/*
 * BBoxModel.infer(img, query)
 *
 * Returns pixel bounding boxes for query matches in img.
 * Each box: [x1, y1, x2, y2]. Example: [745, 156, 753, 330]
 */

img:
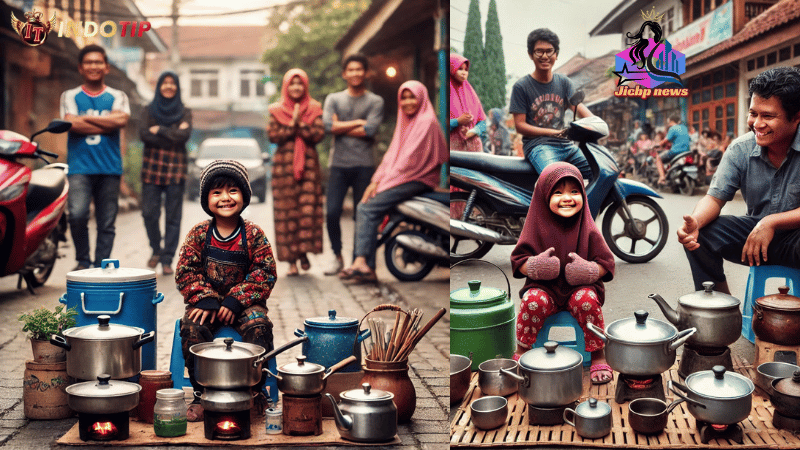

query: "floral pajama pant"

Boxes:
[516, 287, 606, 352]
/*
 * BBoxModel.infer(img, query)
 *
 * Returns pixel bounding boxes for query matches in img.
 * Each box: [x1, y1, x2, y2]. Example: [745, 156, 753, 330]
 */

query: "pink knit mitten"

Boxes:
[525, 248, 560, 280]
[564, 252, 600, 285]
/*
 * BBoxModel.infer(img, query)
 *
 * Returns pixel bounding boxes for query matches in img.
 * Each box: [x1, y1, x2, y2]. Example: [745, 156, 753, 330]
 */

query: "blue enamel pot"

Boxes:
[294, 310, 371, 373]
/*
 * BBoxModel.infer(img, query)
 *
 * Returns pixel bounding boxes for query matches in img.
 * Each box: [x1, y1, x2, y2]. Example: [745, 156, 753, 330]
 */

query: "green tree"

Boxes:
[462, 0, 488, 108]
[482, 0, 506, 110]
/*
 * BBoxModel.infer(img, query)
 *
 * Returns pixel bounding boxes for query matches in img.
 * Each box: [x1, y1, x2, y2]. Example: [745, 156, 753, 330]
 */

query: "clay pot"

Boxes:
[30, 338, 66, 364]
[23, 360, 73, 419]
[362, 358, 416, 423]
[753, 286, 800, 345]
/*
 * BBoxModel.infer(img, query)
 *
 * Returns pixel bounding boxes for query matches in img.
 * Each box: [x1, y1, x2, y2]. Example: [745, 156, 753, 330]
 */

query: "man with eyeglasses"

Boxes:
[509, 28, 594, 181]
[677, 67, 800, 293]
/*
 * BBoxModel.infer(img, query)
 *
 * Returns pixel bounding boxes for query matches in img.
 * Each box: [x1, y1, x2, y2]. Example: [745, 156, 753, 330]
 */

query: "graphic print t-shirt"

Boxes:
[60, 85, 130, 175]
[509, 74, 576, 149]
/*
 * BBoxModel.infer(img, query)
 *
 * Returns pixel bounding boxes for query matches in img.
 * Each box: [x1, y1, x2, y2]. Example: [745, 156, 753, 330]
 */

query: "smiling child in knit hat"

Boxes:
[175, 159, 277, 421]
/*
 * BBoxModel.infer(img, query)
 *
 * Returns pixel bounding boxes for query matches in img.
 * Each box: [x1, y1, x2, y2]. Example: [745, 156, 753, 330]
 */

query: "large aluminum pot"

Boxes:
[190, 336, 306, 389]
[649, 281, 741, 348]
[499, 342, 582, 407]
[753, 286, 800, 345]
[450, 353, 472, 405]
[326, 383, 397, 443]
[588, 310, 696, 376]
[50, 315, 154, 380]
[66, 374, 141, 414]
[264, 355, 357, 396]
[669, 365, 754, 425]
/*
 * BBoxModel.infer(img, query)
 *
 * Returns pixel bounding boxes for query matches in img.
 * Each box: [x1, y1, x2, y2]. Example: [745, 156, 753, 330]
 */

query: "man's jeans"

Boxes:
[524, 140, 593, 180]
[67, 174, 120, 268]
[354, 181, 430, 270]
[685, 215, 800, 290]
[326, 166, 374, 258]
[141, 182, 185, 266]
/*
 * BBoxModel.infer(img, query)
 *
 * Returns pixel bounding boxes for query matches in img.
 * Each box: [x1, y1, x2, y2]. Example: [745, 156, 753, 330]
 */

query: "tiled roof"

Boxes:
[154, 26, 272, 59]
[688, 0, 800, 64]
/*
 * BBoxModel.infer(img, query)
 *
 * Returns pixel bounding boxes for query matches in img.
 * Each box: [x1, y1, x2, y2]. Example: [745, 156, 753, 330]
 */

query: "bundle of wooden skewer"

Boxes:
[362, 305, 446, 362]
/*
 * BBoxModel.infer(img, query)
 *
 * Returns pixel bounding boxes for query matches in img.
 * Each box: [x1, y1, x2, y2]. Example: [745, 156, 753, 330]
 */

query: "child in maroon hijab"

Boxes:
[510, 162, 615, 384]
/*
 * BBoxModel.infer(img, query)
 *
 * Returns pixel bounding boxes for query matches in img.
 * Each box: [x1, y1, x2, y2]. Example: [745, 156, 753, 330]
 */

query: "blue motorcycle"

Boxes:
[450, 111, 669, 264]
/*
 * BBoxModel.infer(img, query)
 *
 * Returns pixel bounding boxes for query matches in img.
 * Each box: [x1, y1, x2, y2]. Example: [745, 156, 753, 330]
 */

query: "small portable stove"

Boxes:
[679, 345, 733, 379]
[200, 388, 253, 441]
[695, 420, 743, 444]
[282, 394, 323, 436]
[773, 412, 800, 432]
[78, 411, 129, 442]
[527, 402, 578, 426]
[615, 374, 665, 403]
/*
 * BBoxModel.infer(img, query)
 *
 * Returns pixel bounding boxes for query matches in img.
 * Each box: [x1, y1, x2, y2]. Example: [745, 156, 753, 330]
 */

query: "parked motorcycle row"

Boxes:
[618, 143, 722, 197]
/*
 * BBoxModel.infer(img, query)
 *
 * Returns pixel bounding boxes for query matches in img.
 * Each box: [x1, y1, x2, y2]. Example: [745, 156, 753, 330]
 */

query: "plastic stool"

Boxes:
[168, 319, 278, 403]
[741, 265, 800, 343]
[532, 311, 592, 367]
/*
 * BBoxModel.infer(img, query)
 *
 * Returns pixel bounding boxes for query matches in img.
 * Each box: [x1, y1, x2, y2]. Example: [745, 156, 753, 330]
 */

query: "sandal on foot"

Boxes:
[590, 363, 613, 385]
[287, 265, 299, 277]
[187, 402, 204, 422]
[299, 255, 310, 271]
[147, 254, 159, 269]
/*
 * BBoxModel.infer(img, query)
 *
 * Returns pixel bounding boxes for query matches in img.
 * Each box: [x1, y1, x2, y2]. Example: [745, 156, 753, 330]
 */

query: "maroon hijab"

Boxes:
[510, 162, 615, 306]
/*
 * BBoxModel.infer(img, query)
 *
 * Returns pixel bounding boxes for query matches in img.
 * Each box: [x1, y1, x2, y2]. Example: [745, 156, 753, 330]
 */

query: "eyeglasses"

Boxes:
[533, 48, 556, 57]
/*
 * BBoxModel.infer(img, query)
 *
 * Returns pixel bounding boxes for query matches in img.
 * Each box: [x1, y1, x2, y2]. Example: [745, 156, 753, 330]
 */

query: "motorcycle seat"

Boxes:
[667, 151, 692, 166]
[450, 151, 533, 174]
[419, 190, 448, 205]
[26, 166, 66, 217]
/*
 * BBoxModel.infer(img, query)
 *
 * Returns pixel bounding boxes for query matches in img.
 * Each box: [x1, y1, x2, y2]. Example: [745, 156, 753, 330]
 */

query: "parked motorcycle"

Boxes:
[643, 145, 699, 196]
[450, 93, 669, 264]
[0, 120, 71, 292]
[378, 191, 449, 281]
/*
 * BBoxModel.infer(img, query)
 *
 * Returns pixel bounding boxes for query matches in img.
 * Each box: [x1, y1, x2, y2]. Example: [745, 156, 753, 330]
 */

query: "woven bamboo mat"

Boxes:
[450, 355, 800, 448]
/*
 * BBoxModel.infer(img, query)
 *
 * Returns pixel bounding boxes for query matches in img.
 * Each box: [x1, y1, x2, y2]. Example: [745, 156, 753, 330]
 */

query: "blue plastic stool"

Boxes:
[532, 311, 592, 367]
[741, 265, 800, 343]
[168, 319, 278, 403]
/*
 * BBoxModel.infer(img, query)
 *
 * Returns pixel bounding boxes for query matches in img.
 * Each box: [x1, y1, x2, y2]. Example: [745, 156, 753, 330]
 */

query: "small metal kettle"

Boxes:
[325, 383, 397, 443]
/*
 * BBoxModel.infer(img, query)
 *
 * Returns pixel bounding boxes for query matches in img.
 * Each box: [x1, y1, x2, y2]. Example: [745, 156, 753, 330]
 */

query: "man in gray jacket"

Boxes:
[322, 53, 384, 275]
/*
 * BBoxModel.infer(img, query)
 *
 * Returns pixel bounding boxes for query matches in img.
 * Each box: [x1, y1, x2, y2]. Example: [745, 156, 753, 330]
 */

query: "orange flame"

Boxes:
[216, 420, 241, 434]
[91, 421, 117, 435]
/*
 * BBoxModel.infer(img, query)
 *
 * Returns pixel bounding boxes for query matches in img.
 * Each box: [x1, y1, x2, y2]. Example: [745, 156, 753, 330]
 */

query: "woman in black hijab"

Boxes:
[140, 71, 192, 275]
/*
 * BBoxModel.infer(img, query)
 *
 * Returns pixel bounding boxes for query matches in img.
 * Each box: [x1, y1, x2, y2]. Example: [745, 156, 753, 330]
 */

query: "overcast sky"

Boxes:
[134, 0, 281, 27]
[450, 0, 624, 81]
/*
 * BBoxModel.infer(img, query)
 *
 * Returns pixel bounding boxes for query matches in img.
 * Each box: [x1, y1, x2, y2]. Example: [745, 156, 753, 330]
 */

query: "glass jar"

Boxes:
[153, 388, 187, 437]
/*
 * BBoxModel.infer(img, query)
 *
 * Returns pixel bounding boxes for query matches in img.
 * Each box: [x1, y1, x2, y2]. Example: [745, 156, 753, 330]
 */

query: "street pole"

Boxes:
[170, 0, 180, 66]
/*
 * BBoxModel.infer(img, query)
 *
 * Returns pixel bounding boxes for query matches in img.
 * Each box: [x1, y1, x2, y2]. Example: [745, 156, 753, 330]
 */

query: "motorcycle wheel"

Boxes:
[384, 230, 436, 282]
[601, 195, 669, 264]
[449, 191, 494, 263]
[678, 176, 695, 196]
[24, 227, 60, 287]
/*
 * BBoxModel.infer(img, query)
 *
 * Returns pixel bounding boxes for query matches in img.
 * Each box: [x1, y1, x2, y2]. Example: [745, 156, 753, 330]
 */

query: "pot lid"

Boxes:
[450, 280, 507, 306]
[341, 383, 394, 402]
[62, 315, 143, 340]
[685, 366, 754, 399]
[774, 371, 800, 397]
[605, 311, 676, 343]
[304, 310, 358, 328]
[756, 286, 800, 311]
[190, 338, 265, 359]
[156, 388, 185, 400]
[574, 398, 611, 419]
[679, 282, 741, 309]
[200, 388, 254, 411]
[280, 355, 325, 375]
[519, 342, 583, 371]
[66, 259, 155, 283]
[66, 374, 141, 398]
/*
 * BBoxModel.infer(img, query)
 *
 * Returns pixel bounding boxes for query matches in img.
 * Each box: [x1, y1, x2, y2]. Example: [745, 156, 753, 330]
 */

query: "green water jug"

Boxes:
[450, 261, 515, 370]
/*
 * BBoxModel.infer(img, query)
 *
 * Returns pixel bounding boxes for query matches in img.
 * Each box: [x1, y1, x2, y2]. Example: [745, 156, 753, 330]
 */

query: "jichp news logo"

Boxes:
[11, 9, 151, 47]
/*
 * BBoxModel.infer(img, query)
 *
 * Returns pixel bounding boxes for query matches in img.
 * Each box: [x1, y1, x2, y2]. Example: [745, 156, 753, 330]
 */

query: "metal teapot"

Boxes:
[325, 383, 397, 443]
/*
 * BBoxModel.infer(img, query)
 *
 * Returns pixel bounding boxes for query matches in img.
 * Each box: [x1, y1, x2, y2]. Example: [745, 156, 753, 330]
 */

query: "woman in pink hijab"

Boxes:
[450, 53, 486, 152]
[338, 80, 448, 282]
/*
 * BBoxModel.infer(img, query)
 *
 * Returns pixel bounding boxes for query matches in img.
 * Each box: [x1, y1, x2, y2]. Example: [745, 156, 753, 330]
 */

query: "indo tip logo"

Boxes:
[11, 9, 56, 47]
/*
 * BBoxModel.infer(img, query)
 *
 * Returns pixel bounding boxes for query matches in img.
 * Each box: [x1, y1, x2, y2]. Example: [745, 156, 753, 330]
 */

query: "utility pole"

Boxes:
[170, 0, 180, 66]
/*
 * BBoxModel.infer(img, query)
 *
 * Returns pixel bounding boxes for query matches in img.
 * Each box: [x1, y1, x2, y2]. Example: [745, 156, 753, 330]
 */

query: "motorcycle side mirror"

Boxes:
[569, 92, 585, 106]
[31, 120, 72, 141]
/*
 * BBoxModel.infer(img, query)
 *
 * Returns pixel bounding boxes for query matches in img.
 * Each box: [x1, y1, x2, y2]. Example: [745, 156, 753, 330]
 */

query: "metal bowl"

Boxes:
[470, 396, 508, 430]
[756, 362, 800, 395]
[478, 358, 518, 397]
[450, 354, 472, 405]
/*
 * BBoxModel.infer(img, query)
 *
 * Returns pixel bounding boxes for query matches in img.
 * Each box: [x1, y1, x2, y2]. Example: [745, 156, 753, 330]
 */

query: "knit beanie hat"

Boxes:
[199, 160, 251, 216]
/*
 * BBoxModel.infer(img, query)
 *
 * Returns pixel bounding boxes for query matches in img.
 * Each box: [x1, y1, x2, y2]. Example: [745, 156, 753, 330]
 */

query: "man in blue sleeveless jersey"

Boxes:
[60, 45, 130, 269]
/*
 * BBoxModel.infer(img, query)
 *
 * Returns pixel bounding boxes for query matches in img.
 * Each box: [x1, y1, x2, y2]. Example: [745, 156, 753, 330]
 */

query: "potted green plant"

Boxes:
[19, 305, 77, 363]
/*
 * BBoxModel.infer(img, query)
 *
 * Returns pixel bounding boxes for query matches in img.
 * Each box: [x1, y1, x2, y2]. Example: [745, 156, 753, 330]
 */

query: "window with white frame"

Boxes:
[189, 69, 219, 98]
[240, 69, 266, 98]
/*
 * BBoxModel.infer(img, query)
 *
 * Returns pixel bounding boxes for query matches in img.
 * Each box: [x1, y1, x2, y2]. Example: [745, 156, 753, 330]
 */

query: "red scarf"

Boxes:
[510, 163, 615, 306]
[268, 69, 322, 181]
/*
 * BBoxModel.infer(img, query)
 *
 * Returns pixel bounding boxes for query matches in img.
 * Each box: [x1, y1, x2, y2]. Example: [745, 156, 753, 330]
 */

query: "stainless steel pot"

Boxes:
[470, 396, 508, 430]
[588, 310, 696, 376]
[770, 371, 800, 419]
[190, 336, 306, 389]
[50, 315, 155, 380]
[195, 388, 254, 412]
[65, 374, 141, 414]
[264, 355, 357, 396]
[326, 383, 397, 443]
[499, 342, 583, 407]
[628, 397, 684, 435]
[478, 358, 518, 397]
[669, 365, 754, 425]
[649, 281, 742, 348]
[450, 354, 472, 405]
[563, 398, 612, 439]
